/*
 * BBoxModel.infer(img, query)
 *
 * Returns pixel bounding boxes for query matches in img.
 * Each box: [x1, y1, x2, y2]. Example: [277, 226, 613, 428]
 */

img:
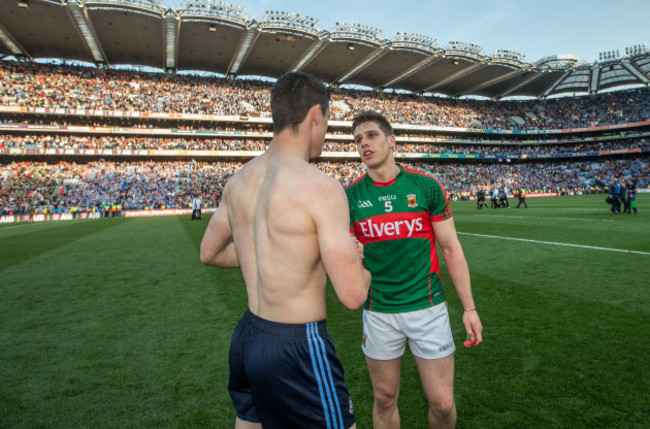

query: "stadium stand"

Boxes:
[0, 60, 648, 220]
[1, 60, 649, 219]
[2, 61, 650, 128]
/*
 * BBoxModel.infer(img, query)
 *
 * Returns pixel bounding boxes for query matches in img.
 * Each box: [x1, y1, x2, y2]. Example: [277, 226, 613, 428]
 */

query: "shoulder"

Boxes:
[402, 165, 438, 181]
[300, 170, 349, 217]
[220, 157, 264, 201]
[293, 163, 344, 198]
[402, 166, 446, 192]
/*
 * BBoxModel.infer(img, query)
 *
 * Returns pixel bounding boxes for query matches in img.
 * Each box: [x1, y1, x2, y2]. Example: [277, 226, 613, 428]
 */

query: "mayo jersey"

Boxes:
[345, 165, 452, 313]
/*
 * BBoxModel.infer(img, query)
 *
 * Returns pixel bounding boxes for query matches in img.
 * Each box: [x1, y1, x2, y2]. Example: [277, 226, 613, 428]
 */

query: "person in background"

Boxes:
[610, 177, 623, 214]
[516, 186, 528, 209]
[476, 189, 486, 209]
[625, 178, 637, 214]
[498, 185, 510, 209]
[490, 187, 499, 209]
[191, 195, 202, 220]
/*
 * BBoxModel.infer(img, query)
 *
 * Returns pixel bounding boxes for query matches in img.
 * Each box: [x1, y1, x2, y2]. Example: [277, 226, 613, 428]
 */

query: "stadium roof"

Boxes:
[1, 0, 649, 99]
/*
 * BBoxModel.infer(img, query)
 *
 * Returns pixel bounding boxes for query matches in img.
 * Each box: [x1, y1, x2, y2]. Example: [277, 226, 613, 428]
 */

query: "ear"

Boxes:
[309, 104, 322, 125]
[388, 134, 396, 149]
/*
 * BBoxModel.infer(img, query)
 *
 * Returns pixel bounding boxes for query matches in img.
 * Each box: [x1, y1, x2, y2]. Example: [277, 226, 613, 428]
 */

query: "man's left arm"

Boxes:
[433, 217, 483, 344]
[199, 193, 239, 268]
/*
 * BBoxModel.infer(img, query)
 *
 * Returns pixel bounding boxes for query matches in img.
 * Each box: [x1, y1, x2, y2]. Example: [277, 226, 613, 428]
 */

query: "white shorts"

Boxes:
[362, 304, 455, 360]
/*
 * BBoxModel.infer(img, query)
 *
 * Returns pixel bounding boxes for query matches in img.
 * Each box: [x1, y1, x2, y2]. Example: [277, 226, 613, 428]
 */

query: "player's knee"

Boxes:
[430, 397, 455, 418]
[373, 387, 399, 410]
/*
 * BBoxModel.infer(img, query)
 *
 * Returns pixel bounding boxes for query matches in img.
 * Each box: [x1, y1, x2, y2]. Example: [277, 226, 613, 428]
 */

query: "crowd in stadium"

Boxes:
[2, 61, 650, 130]
[0, 134, 269, 152]
[1, 134, 648, 158]
[1, 158, 646, 216]
[1, 60, 648, 217]
[324, 139, 649, 156]
[0, 161, 241, 215]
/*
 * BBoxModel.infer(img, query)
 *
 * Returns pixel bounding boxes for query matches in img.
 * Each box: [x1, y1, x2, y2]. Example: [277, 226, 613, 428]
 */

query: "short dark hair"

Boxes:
[351, 110, 394, 137]
[270, 72, 329, 134]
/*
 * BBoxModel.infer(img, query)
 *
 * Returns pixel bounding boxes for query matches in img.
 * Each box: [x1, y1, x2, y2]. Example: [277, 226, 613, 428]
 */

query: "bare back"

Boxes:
[225, 152, 339, 323]
[202, 108, 370, 324]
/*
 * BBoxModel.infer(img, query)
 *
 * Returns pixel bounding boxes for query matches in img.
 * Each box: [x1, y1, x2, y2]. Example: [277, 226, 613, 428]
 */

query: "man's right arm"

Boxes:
[313, 178, 370, 310]
[200, 190, 239, 268]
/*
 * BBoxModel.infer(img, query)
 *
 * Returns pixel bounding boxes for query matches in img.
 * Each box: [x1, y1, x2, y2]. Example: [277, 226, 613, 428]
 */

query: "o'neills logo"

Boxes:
[357, 216, 424, 239]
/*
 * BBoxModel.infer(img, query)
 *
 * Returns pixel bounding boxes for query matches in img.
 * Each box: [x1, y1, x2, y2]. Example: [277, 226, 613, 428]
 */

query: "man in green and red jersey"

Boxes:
[345, 111, 483, 429]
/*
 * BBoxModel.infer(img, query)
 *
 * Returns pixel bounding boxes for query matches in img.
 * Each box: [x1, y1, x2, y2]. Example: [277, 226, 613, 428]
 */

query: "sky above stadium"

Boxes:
[164, 0, 649, 64]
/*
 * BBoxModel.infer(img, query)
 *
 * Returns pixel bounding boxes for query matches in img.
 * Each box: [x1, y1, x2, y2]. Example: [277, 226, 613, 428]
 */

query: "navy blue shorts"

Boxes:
[228, 309, 356, 428]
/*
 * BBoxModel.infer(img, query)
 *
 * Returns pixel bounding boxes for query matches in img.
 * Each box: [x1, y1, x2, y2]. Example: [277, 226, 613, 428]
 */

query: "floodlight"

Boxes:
[17, 1, 29, 8]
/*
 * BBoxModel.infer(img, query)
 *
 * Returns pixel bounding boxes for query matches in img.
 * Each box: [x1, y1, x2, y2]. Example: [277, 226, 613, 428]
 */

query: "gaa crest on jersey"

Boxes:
[407, 194, 418, 208]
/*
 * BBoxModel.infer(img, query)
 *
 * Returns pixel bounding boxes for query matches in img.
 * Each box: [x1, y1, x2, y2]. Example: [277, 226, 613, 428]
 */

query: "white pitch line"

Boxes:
[458, 232, 650, 256]
[0, 222, 51, 230]
[476, 214, 614, 222]
[0, 219, 91, 232]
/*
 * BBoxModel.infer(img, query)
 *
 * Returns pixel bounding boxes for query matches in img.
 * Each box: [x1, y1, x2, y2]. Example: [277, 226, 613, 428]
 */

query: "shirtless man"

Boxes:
[200, 72, 371, 428]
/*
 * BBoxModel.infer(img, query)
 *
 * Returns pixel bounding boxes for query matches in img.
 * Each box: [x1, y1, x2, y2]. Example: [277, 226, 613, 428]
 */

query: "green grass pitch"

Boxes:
[1, 194, 648, 428]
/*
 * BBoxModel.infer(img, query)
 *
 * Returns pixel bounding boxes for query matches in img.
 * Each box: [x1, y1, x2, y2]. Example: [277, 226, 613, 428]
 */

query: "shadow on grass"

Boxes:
[0, 218, 131, 271]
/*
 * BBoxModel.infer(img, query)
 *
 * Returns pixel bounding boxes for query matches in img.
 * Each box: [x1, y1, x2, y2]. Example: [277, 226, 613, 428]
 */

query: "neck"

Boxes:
[368, 160, 399, 184]
[268, 129, 311, 161]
